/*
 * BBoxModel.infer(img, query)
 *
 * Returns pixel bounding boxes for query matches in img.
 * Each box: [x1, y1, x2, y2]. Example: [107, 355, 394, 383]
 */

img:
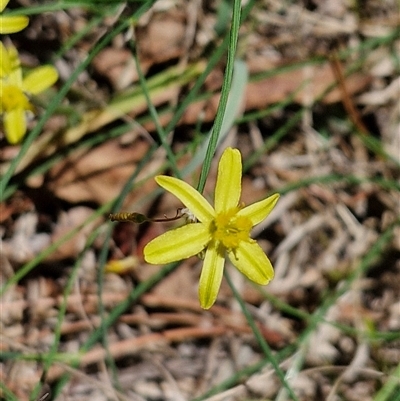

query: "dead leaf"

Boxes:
[92, 47, 141, 90]
[136, 9, 186, 65]
[245, 62, 371, 107]
[48, 137, 155, 204]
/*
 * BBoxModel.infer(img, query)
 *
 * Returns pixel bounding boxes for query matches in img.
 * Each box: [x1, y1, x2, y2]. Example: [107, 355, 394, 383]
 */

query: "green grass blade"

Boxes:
[196, 0, 242, 194]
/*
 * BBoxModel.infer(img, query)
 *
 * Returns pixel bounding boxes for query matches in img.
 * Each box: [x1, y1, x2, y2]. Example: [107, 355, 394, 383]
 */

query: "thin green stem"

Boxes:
[196, 0, 241, 194]
[0, 382, 18, 401]
[132, 47, 181, 178]
[224, 269, 299, 401]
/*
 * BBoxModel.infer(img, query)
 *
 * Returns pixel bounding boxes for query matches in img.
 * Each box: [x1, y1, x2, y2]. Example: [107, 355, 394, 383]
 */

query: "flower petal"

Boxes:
[214, 147, 242, 213]
[238, 193, 279, 227]
[227, 241, 274, 285]
[23, 66, 58, 94]
[0, 42, 11, 76]
[144, 223, 211, 264]
[198, 241, 225, 309]
[156, 175, 214, 223]
[0, 16, 29, 34]
[0, 0, 8, 12]
[4, 108, 26, 144]
[0, 43, 20, 79]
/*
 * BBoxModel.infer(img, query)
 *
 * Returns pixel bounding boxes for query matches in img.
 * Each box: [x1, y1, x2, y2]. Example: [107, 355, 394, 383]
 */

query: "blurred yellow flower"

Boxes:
[0, 42, 58, 144]
[144, 147, 279, 309]
[105, 256, 139, 274]
[0, 0, 29, 34]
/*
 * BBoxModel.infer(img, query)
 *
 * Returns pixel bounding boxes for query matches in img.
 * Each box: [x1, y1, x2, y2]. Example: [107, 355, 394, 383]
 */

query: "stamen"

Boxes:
[212, 208, 252, 249]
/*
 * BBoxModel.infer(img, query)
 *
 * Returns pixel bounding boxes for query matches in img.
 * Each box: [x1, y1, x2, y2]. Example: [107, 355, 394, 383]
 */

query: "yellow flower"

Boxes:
[144, 147, 280, 309]
[105, 256, 139, 274]
[0, 42, 58, 144]
[0, 0, 29, 34]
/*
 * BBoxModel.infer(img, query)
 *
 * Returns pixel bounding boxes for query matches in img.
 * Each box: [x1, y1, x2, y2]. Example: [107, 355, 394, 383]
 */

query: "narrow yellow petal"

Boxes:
[156, 175, 214, 223]
[144, 223, 211, 264]
[227, 241, 274, 285]
[214, 147, 242, 214]
[0, 16, 29, 34]
[7, 44, 20, 70]
[0, 42, 11, 76]
[0, 44, 20, 77]
[23, 66, 58, 94]
[198, 241, 225, 309]
[238, 193, 279, 227]
[0, 0, 9, 12]
[9, 67, 23, 87]
[4, 108, 26, 144]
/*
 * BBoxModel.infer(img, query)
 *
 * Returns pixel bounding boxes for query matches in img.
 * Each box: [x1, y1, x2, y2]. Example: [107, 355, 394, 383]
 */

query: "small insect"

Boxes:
[109, 208, 187, 224]
[109, 212, 149, 223]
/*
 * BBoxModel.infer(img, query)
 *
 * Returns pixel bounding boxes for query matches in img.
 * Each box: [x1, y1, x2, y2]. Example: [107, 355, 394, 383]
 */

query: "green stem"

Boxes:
[196, 0, 241, 193]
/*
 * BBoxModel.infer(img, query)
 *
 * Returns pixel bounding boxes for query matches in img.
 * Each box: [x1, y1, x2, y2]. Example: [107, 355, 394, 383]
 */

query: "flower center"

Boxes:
[1, 84, 29, 111]
[212, 208, 252, 249]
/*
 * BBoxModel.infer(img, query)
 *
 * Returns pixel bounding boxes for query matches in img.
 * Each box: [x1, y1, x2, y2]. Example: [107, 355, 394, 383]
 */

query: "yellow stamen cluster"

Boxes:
[213, 208, 252, 249]
[1, 85, 31, 111]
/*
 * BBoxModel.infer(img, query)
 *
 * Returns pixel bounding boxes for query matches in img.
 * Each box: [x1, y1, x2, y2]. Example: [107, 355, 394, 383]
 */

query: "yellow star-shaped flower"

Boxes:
[144, 147, 279, 309]
[0, 42, 58, 144]
[0, 0, 29, 34]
